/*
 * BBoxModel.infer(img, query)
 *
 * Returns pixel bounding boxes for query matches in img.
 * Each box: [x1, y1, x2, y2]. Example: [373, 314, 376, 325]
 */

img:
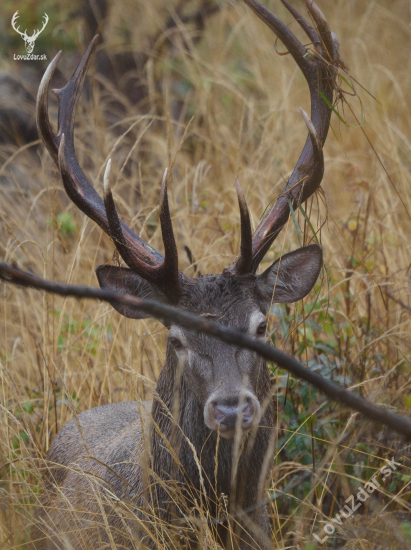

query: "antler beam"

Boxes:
[233, 0, 340, 274]
[36, 36, 181, 301]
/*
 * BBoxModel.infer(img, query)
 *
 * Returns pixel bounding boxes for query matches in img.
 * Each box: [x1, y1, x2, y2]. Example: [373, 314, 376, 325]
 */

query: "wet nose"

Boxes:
[213, 397, 254, 430]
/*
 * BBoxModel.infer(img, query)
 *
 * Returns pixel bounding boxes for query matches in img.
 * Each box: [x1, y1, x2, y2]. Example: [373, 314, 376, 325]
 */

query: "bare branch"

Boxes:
[1, 262, 411, 440]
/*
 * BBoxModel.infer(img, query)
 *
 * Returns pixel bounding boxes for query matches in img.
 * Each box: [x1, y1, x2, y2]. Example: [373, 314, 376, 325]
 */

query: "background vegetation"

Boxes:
[1, 0, 411, 547]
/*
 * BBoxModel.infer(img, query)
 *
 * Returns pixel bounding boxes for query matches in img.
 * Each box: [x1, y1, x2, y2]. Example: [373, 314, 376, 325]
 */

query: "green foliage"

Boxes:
[401, 522, 411, 541]
[268, 251, 411, 534]
[47, 211, 76, 237]
[12, 429, 29, 450]
[56, 212, 76, 236]
[55, 310, 113, 355]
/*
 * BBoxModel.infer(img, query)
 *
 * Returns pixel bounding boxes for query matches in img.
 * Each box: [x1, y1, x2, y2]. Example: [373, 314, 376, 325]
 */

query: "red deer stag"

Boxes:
[31, 0, 341, 548]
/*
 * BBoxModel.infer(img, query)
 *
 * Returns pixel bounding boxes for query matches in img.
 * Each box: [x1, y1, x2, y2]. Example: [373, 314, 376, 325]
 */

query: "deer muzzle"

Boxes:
[204, 392, 261, 439]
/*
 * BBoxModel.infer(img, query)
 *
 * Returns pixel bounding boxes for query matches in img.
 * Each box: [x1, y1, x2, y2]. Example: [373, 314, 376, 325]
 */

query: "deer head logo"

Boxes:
[11, 11, 49, 54]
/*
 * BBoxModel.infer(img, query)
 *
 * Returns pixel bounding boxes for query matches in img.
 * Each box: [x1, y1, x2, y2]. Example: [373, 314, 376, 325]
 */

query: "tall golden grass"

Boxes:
[1, 0, 411, 547]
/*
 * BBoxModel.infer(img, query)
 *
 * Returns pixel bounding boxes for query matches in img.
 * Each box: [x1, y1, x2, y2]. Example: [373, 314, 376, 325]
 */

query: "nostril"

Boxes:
[213, 403, 226, 422]
[213, 403, 238, 429]
[242, 400, 253, 423]
[212, 398, 255, 430]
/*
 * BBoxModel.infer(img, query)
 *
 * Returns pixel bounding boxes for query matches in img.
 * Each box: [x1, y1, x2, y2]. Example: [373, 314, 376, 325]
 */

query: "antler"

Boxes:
[11, 12, 27, 39]
[233, 0, 340, 275]
[31, 13, 49, 40]
[36, 36, 182, 301]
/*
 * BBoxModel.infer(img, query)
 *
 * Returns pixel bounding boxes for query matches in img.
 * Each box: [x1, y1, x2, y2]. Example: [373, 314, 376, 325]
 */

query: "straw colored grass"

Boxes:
[1, 0, 411, 548]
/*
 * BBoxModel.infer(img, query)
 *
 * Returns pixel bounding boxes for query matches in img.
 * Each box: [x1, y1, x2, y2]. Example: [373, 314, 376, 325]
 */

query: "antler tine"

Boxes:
[242, 0, 309, 75]
[232, 0, 340, 274]
[299, 107, 323, 167]
[37, 49, 61, 162]
[303, 0, 335, 62]
[234, 177, 253, 275]
[101, 158, 142, 271]
[100, 161, 181, 301]
[280, 0, 319, 47]
[158, 169, 181, 297]
[37, 36, 183, 296]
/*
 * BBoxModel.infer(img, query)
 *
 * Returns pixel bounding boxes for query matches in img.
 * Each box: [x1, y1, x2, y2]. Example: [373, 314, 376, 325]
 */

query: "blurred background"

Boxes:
[1, 0, 411, 547]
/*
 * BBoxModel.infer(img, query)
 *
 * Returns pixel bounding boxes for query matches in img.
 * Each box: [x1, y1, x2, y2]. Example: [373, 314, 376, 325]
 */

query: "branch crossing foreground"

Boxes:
[1, 261, 410, 439]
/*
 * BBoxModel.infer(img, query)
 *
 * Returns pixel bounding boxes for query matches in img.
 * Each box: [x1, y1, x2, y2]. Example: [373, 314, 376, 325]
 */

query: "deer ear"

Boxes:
[257, 244, 322, 307]
[95, 265, 169, 320]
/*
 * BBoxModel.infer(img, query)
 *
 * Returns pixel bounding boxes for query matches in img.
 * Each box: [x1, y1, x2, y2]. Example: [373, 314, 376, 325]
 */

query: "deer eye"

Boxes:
[170, 337, 183, 349]
[256, 321, 267, 336]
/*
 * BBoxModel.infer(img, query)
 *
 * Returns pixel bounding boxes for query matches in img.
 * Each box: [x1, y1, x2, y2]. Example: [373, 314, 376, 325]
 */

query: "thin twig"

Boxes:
[385, 291, 411, 314]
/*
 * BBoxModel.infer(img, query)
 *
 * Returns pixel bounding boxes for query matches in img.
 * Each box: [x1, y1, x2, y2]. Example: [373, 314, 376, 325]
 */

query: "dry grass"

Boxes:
[1, 0, 411, 548]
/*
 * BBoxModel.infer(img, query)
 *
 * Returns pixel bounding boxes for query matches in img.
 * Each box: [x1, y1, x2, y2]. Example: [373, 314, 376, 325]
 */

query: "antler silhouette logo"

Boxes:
[11, 11, 49, 54]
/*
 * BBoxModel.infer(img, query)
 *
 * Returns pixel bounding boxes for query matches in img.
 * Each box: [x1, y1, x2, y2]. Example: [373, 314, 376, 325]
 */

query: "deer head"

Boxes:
[36, 0, 340, 439]
[12, 11, 49, 54]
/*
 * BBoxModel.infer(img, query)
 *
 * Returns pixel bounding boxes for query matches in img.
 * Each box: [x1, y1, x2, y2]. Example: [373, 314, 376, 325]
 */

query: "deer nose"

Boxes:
[212, 397, 254, 431]
[204, 391, 262, 437]
[214, 400, 253, 430]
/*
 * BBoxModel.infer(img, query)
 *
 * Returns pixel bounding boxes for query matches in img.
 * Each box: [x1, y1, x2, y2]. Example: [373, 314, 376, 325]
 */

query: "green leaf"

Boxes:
[260, 197, 276, 220]
[56, 212, 76, 237]
[21, 401, 34, 414]
[299, 205, 319, 243]
[319, 90, 364, 128]
[288, 199, 302, 247]
[339, 73, 355, 91]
